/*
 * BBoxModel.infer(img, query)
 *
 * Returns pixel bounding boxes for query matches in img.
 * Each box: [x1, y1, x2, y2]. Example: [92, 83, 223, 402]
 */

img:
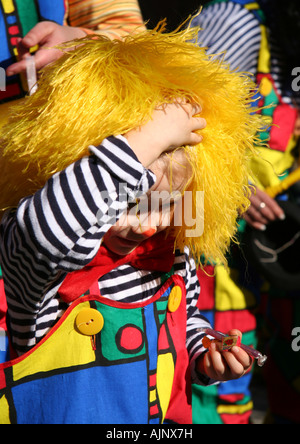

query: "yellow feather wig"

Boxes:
[0, 22, 263, 265]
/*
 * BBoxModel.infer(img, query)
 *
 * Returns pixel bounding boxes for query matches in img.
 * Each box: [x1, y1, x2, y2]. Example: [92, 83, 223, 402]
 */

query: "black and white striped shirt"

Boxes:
[0, 135, 210, 381]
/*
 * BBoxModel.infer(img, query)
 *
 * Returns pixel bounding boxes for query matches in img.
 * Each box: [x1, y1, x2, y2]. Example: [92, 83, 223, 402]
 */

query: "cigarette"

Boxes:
[26, 55, 38, 95]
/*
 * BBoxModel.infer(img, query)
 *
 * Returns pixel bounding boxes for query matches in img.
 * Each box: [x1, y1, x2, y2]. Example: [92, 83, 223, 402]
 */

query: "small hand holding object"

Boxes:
[196, 329, 261, 382]
[6, 22, 86, 76]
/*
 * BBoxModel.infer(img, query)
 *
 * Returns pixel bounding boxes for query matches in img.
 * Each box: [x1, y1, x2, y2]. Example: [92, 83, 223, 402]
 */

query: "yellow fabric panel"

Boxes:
[217, 400, 253, 415]
[13, 301, 96, 383]
[215, 266, 256, 312]
[1, 0, 14, 14]
[157, 353, 174, 424]
[245, 2, 260, 9]
[257, 25, 270, 74]
[250, 141, 296, 189]
[149, 389, 156, 403]
[0, 395, 11, 424]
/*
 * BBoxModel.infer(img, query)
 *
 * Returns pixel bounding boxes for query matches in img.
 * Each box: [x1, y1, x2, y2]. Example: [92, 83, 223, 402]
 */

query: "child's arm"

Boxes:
[183, 253, 215, 385]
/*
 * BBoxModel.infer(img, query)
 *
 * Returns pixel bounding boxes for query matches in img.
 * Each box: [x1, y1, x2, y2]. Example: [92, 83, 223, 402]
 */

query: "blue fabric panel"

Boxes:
[0, 12, 11, 65]
[37, 0, 65, 24]
[12, 361, 149, 424]
[218, 372, 252, 397]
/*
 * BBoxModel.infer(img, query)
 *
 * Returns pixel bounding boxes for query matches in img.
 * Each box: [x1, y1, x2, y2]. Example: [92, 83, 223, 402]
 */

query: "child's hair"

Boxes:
[0, 21, 264, 265]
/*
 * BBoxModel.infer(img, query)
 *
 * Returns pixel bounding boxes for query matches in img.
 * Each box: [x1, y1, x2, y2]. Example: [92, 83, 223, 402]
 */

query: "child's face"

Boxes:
[103, 150, 191, 256]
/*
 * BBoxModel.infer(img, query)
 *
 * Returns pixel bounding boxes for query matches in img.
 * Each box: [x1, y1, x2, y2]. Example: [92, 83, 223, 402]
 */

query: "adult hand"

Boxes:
[243, 186, 285, 231]
[6, 21, 86, 76]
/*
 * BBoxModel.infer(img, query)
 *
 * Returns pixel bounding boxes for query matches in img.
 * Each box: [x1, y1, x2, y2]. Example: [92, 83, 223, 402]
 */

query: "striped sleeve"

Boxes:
[67, 0, 146, 38]
[191, 2, 261, 75]
[178, 250, 214, 385]
[0, 135, 155, 320]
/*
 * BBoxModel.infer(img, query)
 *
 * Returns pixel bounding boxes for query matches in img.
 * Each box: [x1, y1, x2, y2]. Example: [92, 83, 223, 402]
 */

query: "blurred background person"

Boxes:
[0, 0, 145, 127]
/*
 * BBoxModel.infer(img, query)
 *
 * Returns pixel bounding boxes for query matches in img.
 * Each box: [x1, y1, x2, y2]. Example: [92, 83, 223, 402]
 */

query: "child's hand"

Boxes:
[124, 101, 206, 167]
[6, 22, 86, 76]
[196, 329, 253, 382]
[151, 101, 206, 152]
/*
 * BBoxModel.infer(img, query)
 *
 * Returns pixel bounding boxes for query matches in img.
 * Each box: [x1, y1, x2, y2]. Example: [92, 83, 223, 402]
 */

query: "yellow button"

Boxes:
[168, 286, 182, 313]
[75, 308, 104, 336]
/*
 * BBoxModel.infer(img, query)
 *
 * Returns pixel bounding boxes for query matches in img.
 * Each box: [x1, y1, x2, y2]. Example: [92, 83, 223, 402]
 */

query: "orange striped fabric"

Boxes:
[67, 0, 146, 38]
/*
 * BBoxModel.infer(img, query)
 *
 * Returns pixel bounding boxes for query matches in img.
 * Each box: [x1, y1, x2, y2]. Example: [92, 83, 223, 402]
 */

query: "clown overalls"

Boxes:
[192, 0, 299, 425]
[0, 257, 193, 424]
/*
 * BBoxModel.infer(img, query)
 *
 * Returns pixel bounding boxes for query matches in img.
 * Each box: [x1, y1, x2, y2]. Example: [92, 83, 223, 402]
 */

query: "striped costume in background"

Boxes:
[191, 0, 300, 424]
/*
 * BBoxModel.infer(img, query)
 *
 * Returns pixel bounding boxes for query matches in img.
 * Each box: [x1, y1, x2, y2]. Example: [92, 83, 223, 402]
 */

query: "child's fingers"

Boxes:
[221, 349, 247, 379]
[187, 116, 206, 145]
[190, 102, 203, 116]
[225, 329, 252, 371]
[201, 329, 253, 381]
[208, 347, 249, 380]
[189, 132, 204, 145]
[230, 346, 253, 371]
[208, 342, 228, 378]
[192, 116, 207, 130]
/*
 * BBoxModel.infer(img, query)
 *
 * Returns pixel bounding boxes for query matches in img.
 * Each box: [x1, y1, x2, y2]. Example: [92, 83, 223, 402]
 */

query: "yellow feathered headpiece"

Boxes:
[0, 22, 263, 265]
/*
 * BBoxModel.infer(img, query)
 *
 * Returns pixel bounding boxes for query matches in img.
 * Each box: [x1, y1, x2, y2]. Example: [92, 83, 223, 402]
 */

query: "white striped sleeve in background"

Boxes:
[192, 2, 261, 75]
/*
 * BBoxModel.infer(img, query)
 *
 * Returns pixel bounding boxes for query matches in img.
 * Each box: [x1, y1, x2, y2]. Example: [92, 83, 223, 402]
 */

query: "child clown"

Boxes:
[0, 25, 262, 424]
